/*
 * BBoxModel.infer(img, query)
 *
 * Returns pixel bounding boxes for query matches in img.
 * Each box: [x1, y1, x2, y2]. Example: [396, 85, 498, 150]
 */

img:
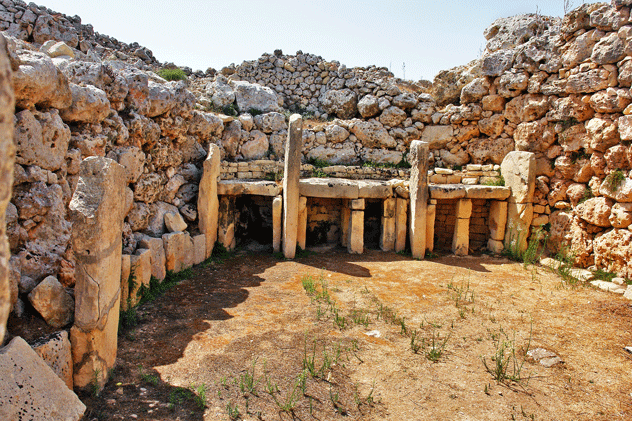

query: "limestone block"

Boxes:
[59, 83, 110, 124]
[464, 186, 511, 200]
[409, 140, 429, 259]
[192, 234, 206, 265]
[426, 203, 436, 253]
[452, 218, 470, 256]
[283, 115, 303, 259]
[0, 337, 85, 420]
[599, 177, 632, 202]
[350, 198, 365, 210]
[421, 125, 454, 149]
[489, 201, 508, 242]
[28, 275, 74, 328]
[218, 196, 236, 251]
[504, 202, 534, 253]
[299, 177, 359, 199]
[198, 144, 220, 259]
[358, 180, 393, 199]
[381, 197, 397, 252]
[348, 210, 364, 254]
[120, 254, 131, 311]
[429, 185, 466, 199]
[297, 196, 308, 250]
[138, 236, 166, 282]
[183, 232, 194, 270]
[162, 232, 188, 273]
[395, 198, 409, 253]
[70, 298, 119, 390]
[487, 239, 504, 254]
[218, 180, 282, 196]
[456, 199, 473, 219]
[32, 330, 73, 389]
[272, 196, 283, 253]
[341, 203, 350, 247]
[129, 249, 151, 307]
[164, 211, 187, 233]
[500, 151, 536, 204]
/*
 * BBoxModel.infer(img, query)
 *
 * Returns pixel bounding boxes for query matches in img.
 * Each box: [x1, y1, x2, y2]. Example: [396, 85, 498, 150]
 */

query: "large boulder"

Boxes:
[421, 125, 454, 149]
[59, 83, 110, 124]
[576, 197, 614, 227]
[240, 130, 269, 160]
[467, 136, 514, 164]
[594, 229, 632, 278]
[13, 50, 72, 109]
[14, 109, 70, 171]
[357, 94, 379, 118]
[188, 110, 224, 141]
[254, 112, 287, 133]
[380, 106, 407, 127]
[306, 143, 358, 165]
[231, 80, 281, 113]
[319, 89, 358, 119]
[28, 276, 74, 328]
[504, 94, 548, 124]
[206, 75, 235, 108]
[349, 120, 396, 149]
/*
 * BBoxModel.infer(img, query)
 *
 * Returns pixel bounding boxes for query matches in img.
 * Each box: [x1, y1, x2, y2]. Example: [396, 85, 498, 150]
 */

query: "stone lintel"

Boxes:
[299, 178, 359, 199]
[218, 179, 282, 197]
[358, 180, 393, 199]
[429, 184, 466, 199]
[464, 185, 511, 200]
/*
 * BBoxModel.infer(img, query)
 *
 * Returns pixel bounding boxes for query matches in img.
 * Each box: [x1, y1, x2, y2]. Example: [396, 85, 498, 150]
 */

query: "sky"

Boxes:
[38, 0, 599, 81]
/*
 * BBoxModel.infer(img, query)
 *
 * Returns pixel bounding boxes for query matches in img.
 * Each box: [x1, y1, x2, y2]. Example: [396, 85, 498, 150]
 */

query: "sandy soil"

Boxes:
[80, 249, 632, 421]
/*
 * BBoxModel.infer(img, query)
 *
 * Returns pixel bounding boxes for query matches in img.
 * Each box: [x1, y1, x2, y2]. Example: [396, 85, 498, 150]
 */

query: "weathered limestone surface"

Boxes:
[409, 141, 429, 259]
[429, 184, 466, 199]
[192, 234, 206, 265]
[464, 186, 511, 200]
[120, 254, 131, 311]
[218, 195, 236, 251]
[426, 203, 436, 253]
[0, 337, 85, 420]
[348, 200, 365, 254]
[163, 232, 191, 273]
[32, 330, 74, 389]
[452, 199, 472, 256]
[395, 198, 408, 252]
[138, 235, 166, 281]
[218, 180, 282, 196]
[380, 198, 396, 251]
[341, 201, 350, 247]
[272, 196, 282, 253]
[283, 114, 303, 259]
[69, 156, 125, 390]
[198, 144, 220, 258]
[129, 249, 151, 307]
[297, 196, 308, 250]
[28, 275, 74, 328]
[299, 178, 359, 199]
[501, 151, 536, 252]
[488, 200, 508, 242]
[0, 34, 14, 345]
[358, 180, 393, 199]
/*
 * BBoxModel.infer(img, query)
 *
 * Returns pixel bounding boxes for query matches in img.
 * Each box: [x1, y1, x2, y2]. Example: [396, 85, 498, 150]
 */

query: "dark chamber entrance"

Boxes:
[234, 195, 273, 250]
[364, 199, 382, 250]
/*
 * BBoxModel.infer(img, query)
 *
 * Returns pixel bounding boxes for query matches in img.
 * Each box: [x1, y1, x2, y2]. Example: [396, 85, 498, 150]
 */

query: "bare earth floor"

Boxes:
[81, 249, 632, 421]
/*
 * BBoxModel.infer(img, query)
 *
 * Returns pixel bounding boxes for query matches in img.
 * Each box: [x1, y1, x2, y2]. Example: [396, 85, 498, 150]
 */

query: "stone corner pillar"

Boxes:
[500, 151, 536, 253]
[198, 143, 220, 259]
[69, 157, 126, 391]
[283, 114, 303, 259]
[0, 34, 14, 345]
[409, 140, 429, 259]
[452, 199, 472, 256]
[348, 199, 365, 254]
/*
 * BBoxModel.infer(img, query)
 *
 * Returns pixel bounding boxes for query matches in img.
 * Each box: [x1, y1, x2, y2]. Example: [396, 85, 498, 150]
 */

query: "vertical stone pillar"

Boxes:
[297, 196, 308, 251]
[0, 35, 14, 345]
[452, 199, 472, 256]
[488, 200, 508, 254]
[380, 198, 396, 251]
[218, 196, 236, 251]
[341, 200, 350, 247]
[138, 236, 167, 282]
[198, 144, 220, 259]
[120, 255, 131, 312]
[409, 140, 429, 259]
[501, 151, 536, 253]
[283, 114, 303, 259]
[272, 195, 282, 253]
[69, 157, 126, 391]
[348, 199, 365, 254]
[395, 198, 408, 253]
[426, 200, 436, 253]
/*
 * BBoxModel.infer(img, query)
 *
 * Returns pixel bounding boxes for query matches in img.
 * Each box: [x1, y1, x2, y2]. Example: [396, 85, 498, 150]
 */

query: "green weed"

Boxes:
[157, 68, 187, 81]
[604, 169, 625, 192]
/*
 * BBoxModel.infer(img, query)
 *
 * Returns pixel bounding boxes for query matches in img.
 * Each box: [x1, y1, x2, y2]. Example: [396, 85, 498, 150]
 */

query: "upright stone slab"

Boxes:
[283, 114, 303, 259]
[348, 199, 365, 254]
[395, 198, 408, 253]
[409, 141, 429, 259]
[192, 234, 206, 265]
[198, 144, 220, 258]
[426, 202, 436, 253]
[138, 236, 166, 281]
[163, 232, 187, 273]
[272, 195, 283, 253]
[341, 200, 350, 247]
[297, 196, 308, 251]
[501, 151, 536, 252]
[380, 198, 396, 251]
[218, 195, 236, 251]
[129, 249, 151, 307]
[120, 254, 131, 311]
[452, 199, 472, 256]
[488, 200, 508, 242]
[0, 34, 14, 344]
[68, 157, 126, 390]
[0, 337, 86, 420]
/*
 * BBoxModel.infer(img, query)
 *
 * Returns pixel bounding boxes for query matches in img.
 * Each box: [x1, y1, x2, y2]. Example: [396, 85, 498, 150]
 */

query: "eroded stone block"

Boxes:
[32, 330, 73, 390]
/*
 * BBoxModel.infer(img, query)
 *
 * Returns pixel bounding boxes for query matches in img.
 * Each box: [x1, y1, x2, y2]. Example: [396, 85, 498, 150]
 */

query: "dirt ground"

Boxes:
[80, 249, 632, 421]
